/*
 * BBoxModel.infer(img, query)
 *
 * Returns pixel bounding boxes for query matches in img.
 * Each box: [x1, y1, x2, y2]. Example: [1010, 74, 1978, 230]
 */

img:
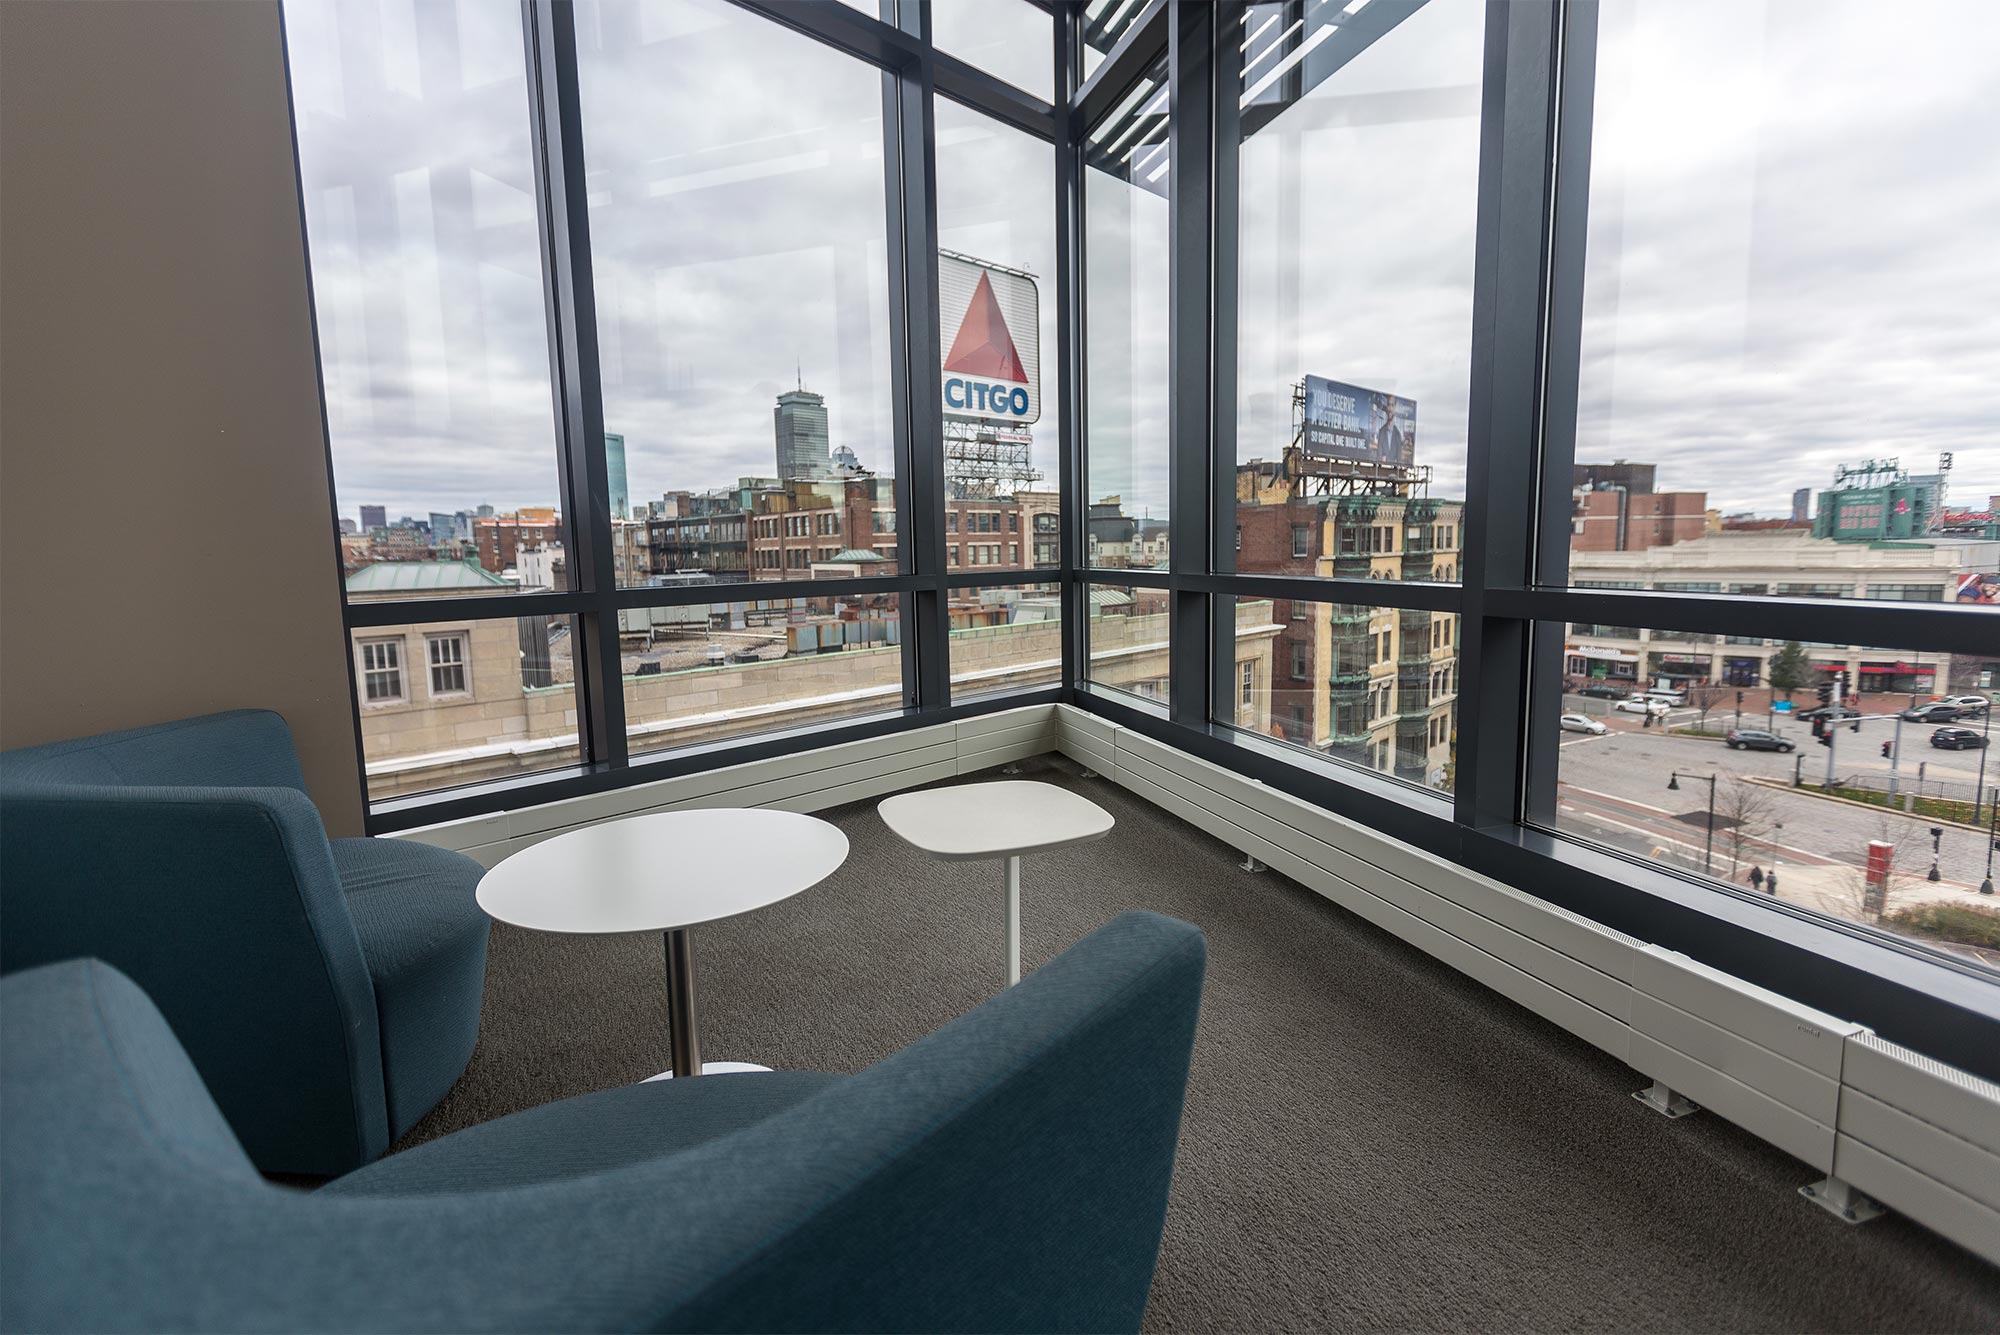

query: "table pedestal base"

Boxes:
[1005, 854, 1021, 987]
[656, 930, 772, 1079]
[663, 928, 703, 1077]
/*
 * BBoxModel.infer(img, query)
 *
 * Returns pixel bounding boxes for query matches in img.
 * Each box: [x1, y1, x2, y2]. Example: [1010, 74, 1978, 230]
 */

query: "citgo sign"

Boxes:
[939, 252, 1039, 425]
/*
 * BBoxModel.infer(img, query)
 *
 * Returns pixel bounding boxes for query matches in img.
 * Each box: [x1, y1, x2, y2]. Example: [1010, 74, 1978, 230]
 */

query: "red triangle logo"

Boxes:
[944, 272, 1028, 383]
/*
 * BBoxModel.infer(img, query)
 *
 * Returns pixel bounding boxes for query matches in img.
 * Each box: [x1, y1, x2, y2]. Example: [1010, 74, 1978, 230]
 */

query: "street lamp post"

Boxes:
[1927, 826, 1943, 883]
[1973, 701, 1992, 826]
[1668, 770, 1718, 877]
[1982, 800, 1995, 896]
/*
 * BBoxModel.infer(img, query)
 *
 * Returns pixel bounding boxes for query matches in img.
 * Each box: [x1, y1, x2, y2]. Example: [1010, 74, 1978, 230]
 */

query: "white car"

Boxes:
[1559, 713, 1608, 735]
[1939, 695, 1990, 716]
[1614, 697, 1666, 715]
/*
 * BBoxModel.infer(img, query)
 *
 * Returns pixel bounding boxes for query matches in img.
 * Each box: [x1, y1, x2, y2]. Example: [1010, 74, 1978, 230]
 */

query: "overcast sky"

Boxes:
[287, 0, 1996, 529]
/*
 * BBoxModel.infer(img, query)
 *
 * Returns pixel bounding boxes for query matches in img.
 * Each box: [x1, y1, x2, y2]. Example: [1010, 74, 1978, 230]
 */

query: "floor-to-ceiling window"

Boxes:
[1060, 0, 1997, 1068]
[1534, 0, 1999, 972]
[291, 0, 1996, 1064]
[286, 0, 1068, 814]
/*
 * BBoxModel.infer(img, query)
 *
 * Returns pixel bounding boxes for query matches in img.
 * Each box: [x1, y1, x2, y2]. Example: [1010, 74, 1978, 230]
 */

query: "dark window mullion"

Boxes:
[1453, 0, 1561, 831]
[1166, 0, 1216, 731]
[882, 39, 950, 711]
[1497, 587, 2000, 662]
[1522, 0, 1599, 824]
[1208, 2, 1245, 726]
[525, 0, 625, 770]
[1056, 5, 1085, 699]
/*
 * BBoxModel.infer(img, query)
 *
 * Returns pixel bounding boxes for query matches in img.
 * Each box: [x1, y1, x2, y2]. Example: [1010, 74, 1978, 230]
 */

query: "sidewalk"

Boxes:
[1735, 862, 1991, 921]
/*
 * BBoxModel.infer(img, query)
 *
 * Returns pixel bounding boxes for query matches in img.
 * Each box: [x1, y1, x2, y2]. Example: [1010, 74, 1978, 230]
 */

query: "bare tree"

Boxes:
[1716, 778, 1774, 880]
[1686, 682, 1728, 733]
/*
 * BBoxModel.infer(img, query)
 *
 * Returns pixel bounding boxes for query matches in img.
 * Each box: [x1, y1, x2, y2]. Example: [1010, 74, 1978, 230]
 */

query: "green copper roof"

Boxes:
[345, 560, 508, 592]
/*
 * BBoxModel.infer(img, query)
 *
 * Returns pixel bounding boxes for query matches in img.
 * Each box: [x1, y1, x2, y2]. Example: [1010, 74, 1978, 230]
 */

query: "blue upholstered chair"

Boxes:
[0, 709, 489, 1176]
[0, 911, 1207, 1334]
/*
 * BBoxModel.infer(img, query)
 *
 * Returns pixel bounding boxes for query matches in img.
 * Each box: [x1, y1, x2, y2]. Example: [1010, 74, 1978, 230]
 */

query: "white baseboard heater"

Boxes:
[1054, 705, 1999, 1267]
[393, 701, 1998, 1267]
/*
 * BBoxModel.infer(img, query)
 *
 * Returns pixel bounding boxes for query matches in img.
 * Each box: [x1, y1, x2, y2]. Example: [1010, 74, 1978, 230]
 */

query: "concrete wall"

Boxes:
[0, 1, 364, 835]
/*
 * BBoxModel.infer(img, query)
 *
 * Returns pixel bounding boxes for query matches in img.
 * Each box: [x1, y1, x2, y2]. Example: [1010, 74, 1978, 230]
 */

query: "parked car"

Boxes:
[1795, 704, 1863, 722]
[1929, 727, 1988, 750]
[1938, 695, 1990, 716]
[1575, 684, 1628, 700]
[1559, 713, 1608, 735]
[1900, 702, 1962, 723]
[1615, 697, 1666, 715]
[1726, 728, 1794, 753]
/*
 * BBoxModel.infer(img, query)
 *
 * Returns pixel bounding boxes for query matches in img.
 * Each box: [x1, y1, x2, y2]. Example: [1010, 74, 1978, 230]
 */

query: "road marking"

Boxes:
[1558, 785, 1839, 864]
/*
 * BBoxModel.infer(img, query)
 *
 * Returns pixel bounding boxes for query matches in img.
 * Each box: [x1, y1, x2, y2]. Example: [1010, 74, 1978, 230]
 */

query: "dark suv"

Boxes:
[1900, 702, 1962, 723]
[1726, 728, 1794, 753]
[1575, 684, 1628, 700]
[1929, 727, 1987, 750]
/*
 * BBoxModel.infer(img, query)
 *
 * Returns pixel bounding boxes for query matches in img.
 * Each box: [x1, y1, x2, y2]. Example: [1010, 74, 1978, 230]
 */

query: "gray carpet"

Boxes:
[397, 755, 2000, 1332]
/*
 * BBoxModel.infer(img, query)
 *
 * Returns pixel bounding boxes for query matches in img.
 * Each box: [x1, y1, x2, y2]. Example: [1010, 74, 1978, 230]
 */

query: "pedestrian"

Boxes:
[1750, 865, 1765, 892]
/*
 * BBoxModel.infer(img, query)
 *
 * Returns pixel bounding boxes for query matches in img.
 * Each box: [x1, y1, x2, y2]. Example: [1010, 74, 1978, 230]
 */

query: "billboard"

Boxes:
[939, 252, 1039, 426]
[1954, 571, 2000, 605]
[1302, 375, 1416, 469]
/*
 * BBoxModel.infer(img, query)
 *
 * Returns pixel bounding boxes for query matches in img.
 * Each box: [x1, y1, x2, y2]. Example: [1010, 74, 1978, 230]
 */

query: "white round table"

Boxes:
[477, 809, 849, 1079]
[877, 781, 1114, 987]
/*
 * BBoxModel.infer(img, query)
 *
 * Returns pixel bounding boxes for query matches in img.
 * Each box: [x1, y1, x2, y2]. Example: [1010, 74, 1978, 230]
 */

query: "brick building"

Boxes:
[473, 508, 561, 576]
[1233, 463, 1462, 788]
[1571, 485, 1708, 553]
[750, 477, 898, 577]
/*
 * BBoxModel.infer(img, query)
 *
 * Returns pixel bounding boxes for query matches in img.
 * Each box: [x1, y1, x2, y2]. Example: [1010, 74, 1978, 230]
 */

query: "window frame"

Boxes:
[356, 636, 406, 706]
[1060, 0, 1999, 1077]
[308, 0, 1071, 833]
[297, 0, 2000, 1077]
[425, 631, 471, 700]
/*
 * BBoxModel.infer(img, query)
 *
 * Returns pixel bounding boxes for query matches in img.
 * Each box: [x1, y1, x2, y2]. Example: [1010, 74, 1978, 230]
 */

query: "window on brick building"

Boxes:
[358, 639, 405, 705]
[426, 634, 469, 697]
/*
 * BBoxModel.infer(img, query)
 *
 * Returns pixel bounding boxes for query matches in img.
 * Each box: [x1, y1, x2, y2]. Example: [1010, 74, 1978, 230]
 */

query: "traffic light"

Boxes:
[1816, 681, 1833, 705]
[1811, 718, 1826, 739]
[1818, 732, 1832, 747]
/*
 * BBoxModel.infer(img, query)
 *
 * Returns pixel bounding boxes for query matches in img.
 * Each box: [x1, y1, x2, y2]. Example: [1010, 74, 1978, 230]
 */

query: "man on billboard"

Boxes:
[1954, 572, 2000, 605]
[1371, 392, 1411, 469]
[1303, 376, 1415, 469]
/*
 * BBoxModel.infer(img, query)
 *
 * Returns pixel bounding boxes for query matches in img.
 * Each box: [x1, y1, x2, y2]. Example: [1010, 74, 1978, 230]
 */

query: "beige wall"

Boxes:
[347, 610, 1287, 799]
[1, 1, 364, 835]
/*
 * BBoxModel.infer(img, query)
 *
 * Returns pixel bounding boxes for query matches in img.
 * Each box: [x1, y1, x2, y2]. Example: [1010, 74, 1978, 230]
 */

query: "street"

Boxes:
[1563, 692, 1993, 796]
[1551, 705, 1997, 951]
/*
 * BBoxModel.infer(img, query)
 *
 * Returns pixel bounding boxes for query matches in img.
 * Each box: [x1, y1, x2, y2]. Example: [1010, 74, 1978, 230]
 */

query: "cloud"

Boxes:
[288, 0, 1997, 532]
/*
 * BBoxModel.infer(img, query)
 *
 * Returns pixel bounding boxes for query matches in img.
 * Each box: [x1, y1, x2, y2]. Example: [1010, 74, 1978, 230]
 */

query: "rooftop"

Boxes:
[344, 560, 508, 595]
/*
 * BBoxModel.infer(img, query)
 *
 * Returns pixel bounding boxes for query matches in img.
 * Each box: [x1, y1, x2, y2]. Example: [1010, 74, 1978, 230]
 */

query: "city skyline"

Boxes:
[289, 0, 1994, 530]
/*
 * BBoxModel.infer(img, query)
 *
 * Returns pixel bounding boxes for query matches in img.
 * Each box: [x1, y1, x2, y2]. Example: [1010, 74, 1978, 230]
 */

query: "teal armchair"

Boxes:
[0, 911, 1207, 1333]
[0, 709, 489, 1175]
